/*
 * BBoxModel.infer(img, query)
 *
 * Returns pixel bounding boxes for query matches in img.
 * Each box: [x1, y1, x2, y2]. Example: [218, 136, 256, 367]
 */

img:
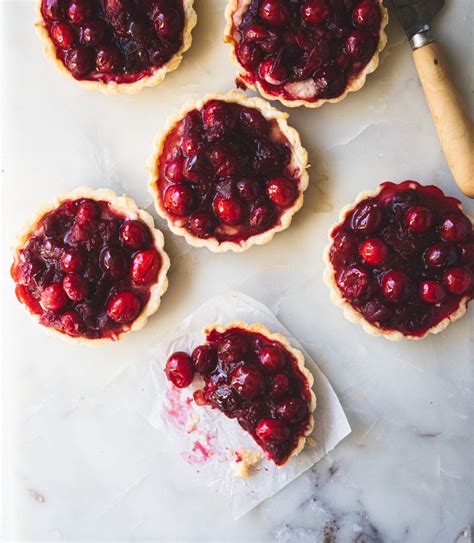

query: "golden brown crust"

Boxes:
[35, 0, 197, 95]
[204, 320, 317, 466]
[148, 90, 310, 252]
[11, 186, 170, 344]
[322, 182, 472, 341]
[224, 0, 388, 108]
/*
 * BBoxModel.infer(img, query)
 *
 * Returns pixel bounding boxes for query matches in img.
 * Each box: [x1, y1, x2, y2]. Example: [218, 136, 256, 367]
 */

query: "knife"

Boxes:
[392, 0, 474, 198]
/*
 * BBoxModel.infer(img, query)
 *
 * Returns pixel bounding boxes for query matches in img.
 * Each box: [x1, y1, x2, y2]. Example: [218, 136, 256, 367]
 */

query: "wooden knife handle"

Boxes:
[413, 41, 474, 198]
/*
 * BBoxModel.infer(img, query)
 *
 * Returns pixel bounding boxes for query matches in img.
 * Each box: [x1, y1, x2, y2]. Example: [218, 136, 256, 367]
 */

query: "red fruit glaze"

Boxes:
[165, 352, 194, 388]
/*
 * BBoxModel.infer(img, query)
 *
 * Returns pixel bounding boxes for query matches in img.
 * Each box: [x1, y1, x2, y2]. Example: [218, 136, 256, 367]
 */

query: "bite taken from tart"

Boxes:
[36, 0, 197, 94]
[148, 91, 309, 252]
[224, 0, 388, 108]
[11, 187, 170, 343]
[324, 181, 473, 340]
[164, 321, 316, 467]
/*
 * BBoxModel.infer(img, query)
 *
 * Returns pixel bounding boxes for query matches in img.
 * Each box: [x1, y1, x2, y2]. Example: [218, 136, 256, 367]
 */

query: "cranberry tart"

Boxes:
[11, 187, 170, 343]
[36, 0, 196, 93]
[224, 0, 388, 107]
[148, 91, 309, 252]
[324, 181, 473, 340]
[164, 322, 316, 466]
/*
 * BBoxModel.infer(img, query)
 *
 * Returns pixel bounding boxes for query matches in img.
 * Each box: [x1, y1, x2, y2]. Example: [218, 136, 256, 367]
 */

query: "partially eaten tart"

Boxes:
[324, 181, 473, 340]
[148, 91, 309, 252]
[164, 321, 316, 466]
[224, 0, 388, 107]
[36, 0, 196, 93]
[11, 187, 170, 343]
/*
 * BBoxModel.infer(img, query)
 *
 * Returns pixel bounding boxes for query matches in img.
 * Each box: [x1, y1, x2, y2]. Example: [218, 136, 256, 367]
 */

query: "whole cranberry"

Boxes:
[259, 58, 288, 86]
[164, 158, 185, 183]
[423, 242, 457, 269]
[76, 200, 98, 225]
[81, 19, 107, 45]
[203, 101, 234, 133]
[420, 280, 446, 304]
[345, 30, 375, 61]
[181, 131, 203, 157]
[66, 46, 94, 77]
[153, 7, 181, 38]
[313, 65, 346, 98]
[266, 177, 296, 207]
[237, 41, 263, 70]
[63, 272, 88, 301]
[217, 334, 249, 365]
[213, 195, 245, 226]
[67, 0, 93, 24]
[96, 45, 122, 73]
[258, 344, 286, 372]
[440, 214, 471, 242]
[381, 270, 410, 303]
[249, 202, 275, 230]
[164, 184, 196, 216]
[276, 397, 308, 423]
[60, 311, 84, 336]
[259, 0, 289, 27]
[230, 365, 265, 400]
[106, 291, 141, 323]
[360, 237, 388, 266]
[131, 249, 161, 285]
[191, 345, 217, 374]
[255, 418, 290, 444]
[337, 265, 371, 300]
[209, 143, 239, 177]
[237, 178, 262, 202]
[100, 247, 128, 279]
[188, 212, 215, 238]
[270, 373, 289, 397]
[443, 267, 472, 295]
[361, 298, 392, 323]
[405, 206, 433, 233]
[51, 22, 76, 50]
[41, 283, 68, 311]
[460, 240, 474, 264]
[330, 230, 358, 267]
[351, 202, 384, 235]
[42, 0, 63, 20]
[352, 1, 381, 27]
[300, 0, 329, 25]
[165, 352, 194, 388]
[244, 22, 270, 42]
[120, 220, 150, 249]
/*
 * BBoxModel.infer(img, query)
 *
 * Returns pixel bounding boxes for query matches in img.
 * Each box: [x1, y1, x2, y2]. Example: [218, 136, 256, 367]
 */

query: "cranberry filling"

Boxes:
[40, 0, 185, 83]
[165, 327, 313, 465]
[156, 99, 301, 244]
[230, 0, 383, 102]
[329, 181, 473, 337]
[11, 199, 161, 339]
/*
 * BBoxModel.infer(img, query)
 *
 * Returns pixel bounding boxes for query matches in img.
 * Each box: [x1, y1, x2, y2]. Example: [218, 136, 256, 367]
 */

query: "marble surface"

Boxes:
[1, 0, 473, 541]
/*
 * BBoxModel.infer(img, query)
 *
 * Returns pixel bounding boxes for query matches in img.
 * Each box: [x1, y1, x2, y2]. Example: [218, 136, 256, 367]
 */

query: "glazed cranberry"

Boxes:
[41, 283, 68, 311]
[63, 273, 88, 301]
[259, 0, 289, 27]
[423, 242, 457, 269]
[300, 0, 329, 24]
[337, 265, 371, 300]
[181, 132, 203, 157]
[330, 230, 358, 267]
[67, 0, 93, 24]
[230, 365, 265, 400]
[313, 65, 346, 98]
[255, 418, 290, 444]
[81, 19, 107, 45]
[66, 46, 94, 77]
[119, 220, 150, 250]
[165, 352, 194, 388]
[191, 345, 217, 374]
[258, 345, 285, 373]
[405, 206, 433, 233]
[153, 7, 181, 38]
[270, 373, 289, 397]
[106, 291, 141, 323]
[188, 212, 215, 238]
[460, 240, 474, 264]
[266, 177, 296, 207]
[249, 202, 275, 230]
[209, 143, 239, 177]
[276, 397, 308, 423]
[131, 249, 160, 285]
[440, 214, 470, 242]
[100, 247, 128, 279]
[183, 152, 211, 182]
[217, 334, 249, 365]
[76, 201, 98, 225]
[244, 22, 270, 42]
[51, 22, 76, 49]
[164, 184, 195, 216]
[42, 0, 63, 20]
[60, 311, 84, 337]
[96, 45, 121, 73]
[420, 280, 446, 304]
[381, 270, 410, 303]
[259, 58, 288, 86]
[351, 202, 384, 234]
[345, 30, 375, 61]
[443, 267, 472, 295]
[164, 158, 185, 183]
[360, 237, 388, 266]
[237, 178, 262, 202]
[352, 1, 380, 27]
[361, 298, 392, 323]
[213, 195, 245, 226]
[237, 42, 263, 70]
[203, 102, 234, 133]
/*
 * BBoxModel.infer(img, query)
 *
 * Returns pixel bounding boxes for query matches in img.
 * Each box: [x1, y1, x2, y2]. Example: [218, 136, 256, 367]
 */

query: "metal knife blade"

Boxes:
[392, 0, 444, 38]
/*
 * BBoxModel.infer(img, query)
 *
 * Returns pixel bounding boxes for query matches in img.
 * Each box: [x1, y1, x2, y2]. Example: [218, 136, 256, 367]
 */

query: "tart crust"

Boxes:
[322, 182, 472, 341]
[148, 90, 310, 252]
[224, 0, 388, 108]
[35, 0, 197, 95]
[204, 320, 317, 466]
[12, 186, 170, 344]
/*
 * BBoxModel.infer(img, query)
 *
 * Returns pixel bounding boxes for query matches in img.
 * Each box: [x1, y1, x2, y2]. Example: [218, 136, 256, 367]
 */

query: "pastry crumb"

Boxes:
[307, 437, 317, 447]
[230, 449, 262, 478]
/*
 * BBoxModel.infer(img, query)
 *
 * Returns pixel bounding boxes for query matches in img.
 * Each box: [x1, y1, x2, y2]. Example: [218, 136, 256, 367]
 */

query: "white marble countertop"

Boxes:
[2, 0, 473, 541]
